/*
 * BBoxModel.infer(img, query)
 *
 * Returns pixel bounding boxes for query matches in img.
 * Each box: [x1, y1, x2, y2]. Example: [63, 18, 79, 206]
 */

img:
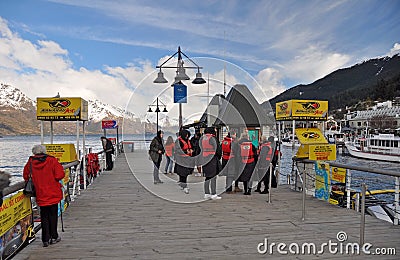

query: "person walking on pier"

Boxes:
[23, 145, 65, 247]
[164, 136, 175, 174]
[238, 133, 258, 195]
[174, 129, 194, 194]
[100, 136, 115, 171]
[254, 136, 275, 194]
[221, 132, 241, 193]
[200, 127, 222, 200]
[149, 130, 165, 184]
[190, 132, 202, 176]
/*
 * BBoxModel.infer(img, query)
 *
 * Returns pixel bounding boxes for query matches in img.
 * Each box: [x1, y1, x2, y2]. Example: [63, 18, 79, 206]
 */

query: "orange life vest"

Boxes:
[178, 136, 192, 156]
[259, 142, 273, 162]
[222, 136, 233, 160]
[201, 134, 215, 157]
[165, 143, 174, 157]
[240, 141, 255, 163]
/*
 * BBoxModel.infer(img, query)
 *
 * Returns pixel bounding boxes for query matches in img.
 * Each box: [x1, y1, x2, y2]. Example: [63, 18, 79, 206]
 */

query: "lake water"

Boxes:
[1, 135, 399, 197]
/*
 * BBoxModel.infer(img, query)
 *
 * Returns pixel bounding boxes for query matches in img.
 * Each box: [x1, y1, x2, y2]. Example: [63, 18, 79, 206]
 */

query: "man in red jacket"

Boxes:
[23, 145, 65, 247]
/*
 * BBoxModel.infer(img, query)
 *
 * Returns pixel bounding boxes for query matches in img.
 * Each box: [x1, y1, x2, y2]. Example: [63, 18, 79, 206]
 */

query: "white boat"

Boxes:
[345, 134, 400, 163]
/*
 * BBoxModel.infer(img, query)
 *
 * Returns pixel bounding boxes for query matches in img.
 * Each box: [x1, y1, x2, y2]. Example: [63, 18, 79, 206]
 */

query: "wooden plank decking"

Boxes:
[16, 151, 400, 259]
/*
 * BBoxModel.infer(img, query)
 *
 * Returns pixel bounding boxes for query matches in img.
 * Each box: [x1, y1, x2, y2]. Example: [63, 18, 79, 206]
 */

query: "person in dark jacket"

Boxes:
[149, 130, 165, 184]
[100, 136, 115, 170]
[23, 145, 65, 247]
[174, 129, 194, 194]
[238, 132, 258, 195]
[254, 136, 276, 194]
[200, 127, 222, 200]
[190, 132, 202, 176]
[221, 132, 242, 193]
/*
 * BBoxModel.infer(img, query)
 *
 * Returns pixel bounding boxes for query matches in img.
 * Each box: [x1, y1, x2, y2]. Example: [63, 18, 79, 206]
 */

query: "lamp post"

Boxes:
[148, 97, 168, 133]
[153, 46, 206, 129]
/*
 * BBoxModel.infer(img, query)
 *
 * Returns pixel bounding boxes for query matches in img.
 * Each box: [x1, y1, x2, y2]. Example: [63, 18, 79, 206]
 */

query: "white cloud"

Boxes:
[254, 68, 286, 100]
[387, 43, 400, 57]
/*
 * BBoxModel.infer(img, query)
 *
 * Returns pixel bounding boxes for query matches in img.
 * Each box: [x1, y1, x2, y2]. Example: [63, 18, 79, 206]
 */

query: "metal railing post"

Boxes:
[346, 169, 351, 209]
[395, 177, 399, 225]
[302, 168, 306, 221]
[360, 183, 366, 245]
[268, 163, 272, 203]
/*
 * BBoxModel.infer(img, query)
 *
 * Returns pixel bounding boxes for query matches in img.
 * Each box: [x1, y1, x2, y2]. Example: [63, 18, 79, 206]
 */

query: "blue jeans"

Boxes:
[164, 156, 173, 173]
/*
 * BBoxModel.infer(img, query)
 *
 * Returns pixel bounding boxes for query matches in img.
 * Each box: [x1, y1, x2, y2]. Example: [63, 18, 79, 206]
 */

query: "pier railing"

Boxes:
[290, 157, 400, 244]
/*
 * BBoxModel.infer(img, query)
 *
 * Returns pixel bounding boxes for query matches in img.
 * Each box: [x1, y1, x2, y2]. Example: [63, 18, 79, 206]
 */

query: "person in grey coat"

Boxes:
[149, 130, 165, 184]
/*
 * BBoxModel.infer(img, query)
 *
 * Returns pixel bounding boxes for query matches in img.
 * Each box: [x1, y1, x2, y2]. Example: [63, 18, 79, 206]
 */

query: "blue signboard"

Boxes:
[173, 83, 187, 103]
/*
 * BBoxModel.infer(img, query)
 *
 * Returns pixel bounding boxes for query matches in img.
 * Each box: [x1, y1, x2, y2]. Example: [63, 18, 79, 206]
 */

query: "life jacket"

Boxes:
[221, 136, 233, 160]
[240, 141, 255, 163]
[178, 136, 192, 156]
[202, 134, 216, 157]
[165, 143, 174, 157]
[259, 142, 273, 162]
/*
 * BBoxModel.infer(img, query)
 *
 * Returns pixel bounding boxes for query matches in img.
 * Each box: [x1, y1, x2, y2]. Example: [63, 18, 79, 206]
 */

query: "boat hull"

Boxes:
[345, 142, 400, 163]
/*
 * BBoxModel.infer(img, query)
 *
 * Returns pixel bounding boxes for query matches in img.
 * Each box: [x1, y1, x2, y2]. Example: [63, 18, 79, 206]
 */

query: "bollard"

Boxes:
[360, 183, 366, 245]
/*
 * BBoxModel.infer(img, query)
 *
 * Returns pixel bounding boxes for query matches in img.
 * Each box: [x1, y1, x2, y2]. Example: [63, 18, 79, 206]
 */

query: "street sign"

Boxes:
[173, 83, 187, 103]
[102, 120, 118, 129]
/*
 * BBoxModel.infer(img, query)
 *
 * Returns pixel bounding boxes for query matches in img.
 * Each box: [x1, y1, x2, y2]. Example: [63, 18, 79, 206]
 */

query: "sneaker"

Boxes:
[183, 187, 190, 194]
[43, 242, 49, 247]
[195, 173, 202, 177]
[50, 237, 61, 245]
[204, 194, 212, 199]
[211, 194, 222, 200]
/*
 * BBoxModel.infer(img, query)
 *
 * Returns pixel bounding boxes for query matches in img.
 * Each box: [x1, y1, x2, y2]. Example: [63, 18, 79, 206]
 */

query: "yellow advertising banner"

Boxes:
[331, 167, 346, 183]
[296, 144, 309, 158]
[315, 162, 330, 201]
[309, 144, 337, 161]
[0, 192, 32, 236]
[36, 97, 88, 121]
[295, 128, 328, 144]
[45, 144, 77, 163]
[275, 100, 328, 121]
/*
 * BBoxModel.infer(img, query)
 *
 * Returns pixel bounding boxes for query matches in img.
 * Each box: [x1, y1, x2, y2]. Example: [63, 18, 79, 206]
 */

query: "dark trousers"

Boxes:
[153, 156, 162, 182]
[179, 175, 188, 188]
[40, 203, 59, 243]
[204, 176, 217, 195]
[106, 152, 113, 170]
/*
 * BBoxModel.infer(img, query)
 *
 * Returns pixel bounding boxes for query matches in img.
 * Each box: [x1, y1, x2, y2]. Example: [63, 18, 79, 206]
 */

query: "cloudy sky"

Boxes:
[0, 0, 399, 120]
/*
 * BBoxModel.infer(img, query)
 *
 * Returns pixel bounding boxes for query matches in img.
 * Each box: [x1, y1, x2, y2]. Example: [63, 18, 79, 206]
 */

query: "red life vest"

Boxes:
[222, 136, 233, 160]
[259, 142, 273, 162]
[178, 136, 192, 156]
[201, 134, 215, 157]
[240, 141, 255, 163]
[165, 143, 174, 157]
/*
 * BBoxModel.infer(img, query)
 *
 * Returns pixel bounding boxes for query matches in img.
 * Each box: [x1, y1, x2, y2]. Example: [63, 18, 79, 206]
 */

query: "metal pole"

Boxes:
[268, 163, 272, 203]
[277, 122, 281, 187]
[179, 103, 182, 130]
[346, 169, 351, 209]
[76, 121, 80, 160]
[50, 121, 54, 144]
[156, 98, 159, 133]
[302, 168, 306, 221]
[83, 121, 87, 189]
[395, 177, 399, 225]
[40, 121, 44, 144]
[292, 120, 295, 149]
[360, 183, 366, 245]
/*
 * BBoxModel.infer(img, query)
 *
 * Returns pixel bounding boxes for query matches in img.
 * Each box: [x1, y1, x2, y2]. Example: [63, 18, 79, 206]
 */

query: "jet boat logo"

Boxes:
[279, 102, 288, 110]
[300, 102, 320, 110]
[45, 99, 71, 108]
[301, 132, 320, 139]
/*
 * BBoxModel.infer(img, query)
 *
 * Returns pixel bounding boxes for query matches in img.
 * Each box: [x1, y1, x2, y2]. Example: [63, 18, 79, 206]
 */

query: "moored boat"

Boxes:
[345, 133, 400, 163]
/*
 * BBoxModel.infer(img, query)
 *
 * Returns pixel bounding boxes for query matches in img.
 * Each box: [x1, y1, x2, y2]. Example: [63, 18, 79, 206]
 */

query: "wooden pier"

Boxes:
[17, 151, 400, 259]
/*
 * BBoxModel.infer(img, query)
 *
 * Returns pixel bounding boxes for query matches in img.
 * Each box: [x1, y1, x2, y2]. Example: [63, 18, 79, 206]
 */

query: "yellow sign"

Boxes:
[295, 128, 328, 144]
[296, 144, 310, 158]
[36, 97, 88, 121]
[309, 144, 337, 161]
[331, 167, 346, 183]
[45, 144, 77, 163]
[276, 100, 328, 121]
[0, 192, 32, 236]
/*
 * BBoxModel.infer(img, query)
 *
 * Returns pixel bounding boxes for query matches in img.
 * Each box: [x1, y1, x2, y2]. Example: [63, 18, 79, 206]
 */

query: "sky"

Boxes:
[0, 0, 399, 121]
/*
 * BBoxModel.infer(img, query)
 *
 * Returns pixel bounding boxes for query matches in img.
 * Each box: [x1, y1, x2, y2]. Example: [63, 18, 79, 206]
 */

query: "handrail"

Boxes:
[2, 160, 80, 197]
[293, 157, 400, 177]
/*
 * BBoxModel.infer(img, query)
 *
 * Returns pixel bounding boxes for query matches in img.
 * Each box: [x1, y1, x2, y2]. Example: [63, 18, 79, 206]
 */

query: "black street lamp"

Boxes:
[153, 46, 206, 129]
[148, 97, 168, 133]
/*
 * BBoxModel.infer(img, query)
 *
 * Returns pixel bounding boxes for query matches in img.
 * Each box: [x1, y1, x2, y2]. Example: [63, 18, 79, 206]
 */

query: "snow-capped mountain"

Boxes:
[0, 83, 156, 135]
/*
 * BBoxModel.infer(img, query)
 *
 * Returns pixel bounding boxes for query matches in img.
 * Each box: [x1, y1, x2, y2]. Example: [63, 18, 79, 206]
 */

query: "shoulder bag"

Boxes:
[23, 160, 36, 197]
